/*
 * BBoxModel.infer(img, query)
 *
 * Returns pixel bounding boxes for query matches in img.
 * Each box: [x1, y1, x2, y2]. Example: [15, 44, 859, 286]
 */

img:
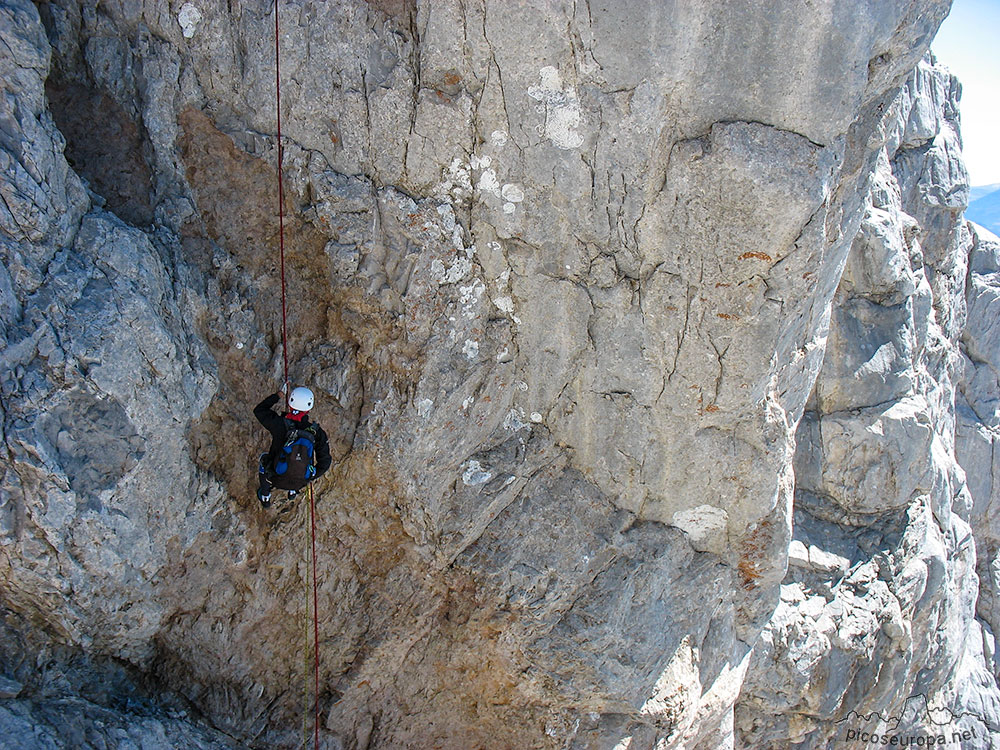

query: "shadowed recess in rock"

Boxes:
[37, 388, 145, 501]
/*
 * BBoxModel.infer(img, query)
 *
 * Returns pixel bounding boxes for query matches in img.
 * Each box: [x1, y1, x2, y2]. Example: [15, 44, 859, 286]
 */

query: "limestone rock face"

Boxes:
[5, 1, 996, 749]
[736, 55, 1000, 748]
[958, 224, 1000, 689]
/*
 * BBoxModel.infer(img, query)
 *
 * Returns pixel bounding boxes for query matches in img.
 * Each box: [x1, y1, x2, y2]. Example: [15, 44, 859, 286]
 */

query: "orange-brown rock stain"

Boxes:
[158, 106, 561, 749]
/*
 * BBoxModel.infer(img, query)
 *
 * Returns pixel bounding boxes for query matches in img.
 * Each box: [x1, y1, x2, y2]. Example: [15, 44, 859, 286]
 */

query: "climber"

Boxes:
[254, 383, 332, 508]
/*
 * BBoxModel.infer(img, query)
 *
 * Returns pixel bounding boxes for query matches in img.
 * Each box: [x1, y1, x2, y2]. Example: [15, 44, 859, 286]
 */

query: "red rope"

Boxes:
[309, 482, 321, 750]
[275, 4, 320, 749]
[274, 0, 289, 398]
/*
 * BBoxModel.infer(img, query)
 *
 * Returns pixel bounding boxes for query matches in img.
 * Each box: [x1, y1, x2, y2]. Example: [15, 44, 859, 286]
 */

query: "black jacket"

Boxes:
[254, 393, 332, 479]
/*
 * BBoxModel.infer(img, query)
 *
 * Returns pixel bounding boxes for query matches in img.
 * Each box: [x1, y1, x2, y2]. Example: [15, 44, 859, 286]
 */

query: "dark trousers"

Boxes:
[258, 454, 273, 495]
[258, 454, 299, 495]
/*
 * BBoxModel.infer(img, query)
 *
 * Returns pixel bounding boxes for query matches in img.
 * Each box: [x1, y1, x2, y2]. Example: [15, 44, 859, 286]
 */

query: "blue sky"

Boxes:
[932, 0, 1000, 186]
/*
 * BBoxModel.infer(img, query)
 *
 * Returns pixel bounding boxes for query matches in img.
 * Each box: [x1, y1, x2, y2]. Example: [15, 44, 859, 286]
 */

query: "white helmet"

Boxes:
[288, 386, 314, 412]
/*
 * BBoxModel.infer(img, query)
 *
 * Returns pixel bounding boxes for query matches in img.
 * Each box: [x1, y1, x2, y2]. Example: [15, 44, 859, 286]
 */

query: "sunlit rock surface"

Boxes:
[5, 1, 999, 748]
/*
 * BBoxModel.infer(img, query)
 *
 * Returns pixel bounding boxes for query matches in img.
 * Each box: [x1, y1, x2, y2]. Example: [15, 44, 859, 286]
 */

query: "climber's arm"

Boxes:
[253, 393, 285, 439]
[314, 428, 333, 479]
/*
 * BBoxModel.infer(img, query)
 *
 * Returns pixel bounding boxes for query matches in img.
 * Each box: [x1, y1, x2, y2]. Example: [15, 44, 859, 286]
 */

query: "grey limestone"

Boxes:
[5, 1, 998, 749]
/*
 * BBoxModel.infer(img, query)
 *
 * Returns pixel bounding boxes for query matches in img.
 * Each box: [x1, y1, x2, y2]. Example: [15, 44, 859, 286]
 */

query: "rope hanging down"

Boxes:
[301, 484, 321, 750]
[275, 1, 289, 392]
[309, 484, 320, 746]
[274, 4, 320, 750]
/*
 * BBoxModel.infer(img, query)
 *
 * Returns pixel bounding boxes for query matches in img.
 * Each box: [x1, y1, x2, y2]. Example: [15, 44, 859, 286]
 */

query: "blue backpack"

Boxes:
[272, 423, 318, 490]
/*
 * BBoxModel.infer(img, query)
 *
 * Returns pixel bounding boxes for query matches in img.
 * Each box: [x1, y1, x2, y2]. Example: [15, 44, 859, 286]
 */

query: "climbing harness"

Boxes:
[274, 3, 321, 748]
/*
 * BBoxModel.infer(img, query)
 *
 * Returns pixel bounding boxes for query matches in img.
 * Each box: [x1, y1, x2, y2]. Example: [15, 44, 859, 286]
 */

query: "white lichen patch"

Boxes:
[458, 280, 486, 318]
[459, 279, 486, 314]
[462, 339, 480, 360]
[436, 202, 458, 231]
[470, 158, 521, 219]
[177, 3, 203, 38]
[462, 460, 492, 486]
[490, 130, 509, 147]
[447, 158, 473, 198]
[528, 66, 585, 149]
[416, 398, 434, 419]
[493, 295, 514, 314]
[501, 184, 524, 203]
[394, 192, 419, 213]
[431, 255, 472, 285]
[495, 266, 511, 289]
[503, 408, 528, 431]
[477, 169, 501, 196]
[434, 158, 474, 205]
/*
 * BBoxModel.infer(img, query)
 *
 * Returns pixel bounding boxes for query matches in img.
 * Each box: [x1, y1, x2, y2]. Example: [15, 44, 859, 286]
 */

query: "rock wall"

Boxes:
[6, 1, 998, 749]
[955, 221, 1000, 745]
[735, 53, 1000, 748]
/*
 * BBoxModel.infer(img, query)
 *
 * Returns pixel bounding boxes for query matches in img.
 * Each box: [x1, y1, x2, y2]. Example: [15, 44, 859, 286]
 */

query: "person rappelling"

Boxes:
[254, 383, 332, 508]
